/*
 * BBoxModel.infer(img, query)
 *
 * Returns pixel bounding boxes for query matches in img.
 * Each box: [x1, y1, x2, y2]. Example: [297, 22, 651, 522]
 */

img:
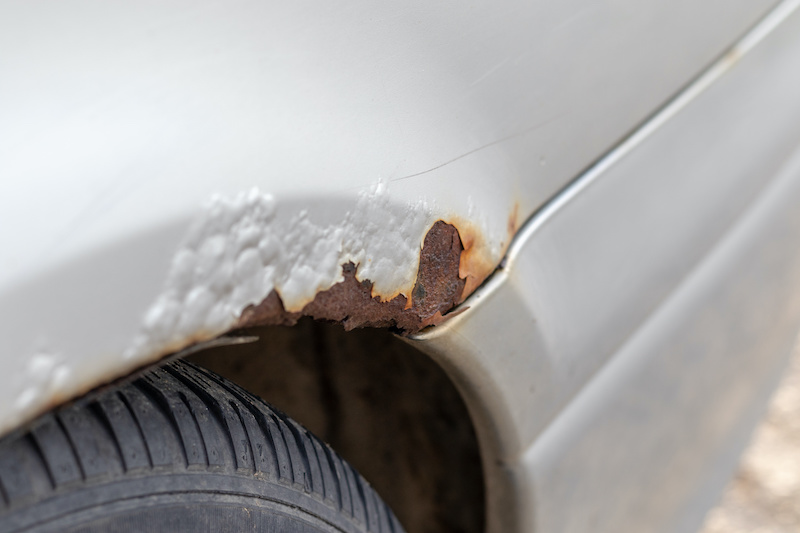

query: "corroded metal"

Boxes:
[237, 221, 468, 333]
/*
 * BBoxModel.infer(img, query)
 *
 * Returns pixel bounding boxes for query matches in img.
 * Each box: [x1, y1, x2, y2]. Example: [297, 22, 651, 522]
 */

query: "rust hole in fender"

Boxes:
[236, 220, 473, 334]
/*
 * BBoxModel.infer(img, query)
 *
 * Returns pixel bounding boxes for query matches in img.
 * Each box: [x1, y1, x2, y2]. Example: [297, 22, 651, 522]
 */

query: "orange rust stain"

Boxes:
[449, 200, 520, 302]
[456, 225, 493, 301]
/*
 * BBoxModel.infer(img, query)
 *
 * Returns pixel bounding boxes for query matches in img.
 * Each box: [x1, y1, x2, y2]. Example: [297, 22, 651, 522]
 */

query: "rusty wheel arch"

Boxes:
[235, 220, 476, 334]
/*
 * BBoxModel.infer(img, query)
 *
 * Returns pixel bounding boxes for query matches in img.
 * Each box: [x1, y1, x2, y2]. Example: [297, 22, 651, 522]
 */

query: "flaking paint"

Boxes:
[126, 185, 505, 363]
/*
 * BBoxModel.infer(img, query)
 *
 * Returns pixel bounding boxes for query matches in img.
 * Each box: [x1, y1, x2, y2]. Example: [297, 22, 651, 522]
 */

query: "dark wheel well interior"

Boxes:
[186, 318, 485, 533]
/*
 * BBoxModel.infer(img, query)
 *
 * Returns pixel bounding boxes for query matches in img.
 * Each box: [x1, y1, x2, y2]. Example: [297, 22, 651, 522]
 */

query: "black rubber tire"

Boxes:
[0, 359, 405, 533]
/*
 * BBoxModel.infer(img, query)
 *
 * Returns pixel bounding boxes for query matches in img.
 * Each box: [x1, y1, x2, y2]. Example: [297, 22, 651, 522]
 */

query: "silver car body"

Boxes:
[3, 0, 800, 531]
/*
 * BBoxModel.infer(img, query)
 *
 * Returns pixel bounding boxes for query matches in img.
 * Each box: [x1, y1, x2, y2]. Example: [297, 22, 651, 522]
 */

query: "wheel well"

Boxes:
[186, 318, 485, 533]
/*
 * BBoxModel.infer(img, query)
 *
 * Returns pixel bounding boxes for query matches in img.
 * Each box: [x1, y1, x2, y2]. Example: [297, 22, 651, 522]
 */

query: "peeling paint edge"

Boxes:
[236, 220, 468, 334]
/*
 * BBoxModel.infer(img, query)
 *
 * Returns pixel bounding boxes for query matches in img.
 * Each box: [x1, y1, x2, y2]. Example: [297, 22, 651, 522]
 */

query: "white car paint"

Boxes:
[1, 0, 798, 531]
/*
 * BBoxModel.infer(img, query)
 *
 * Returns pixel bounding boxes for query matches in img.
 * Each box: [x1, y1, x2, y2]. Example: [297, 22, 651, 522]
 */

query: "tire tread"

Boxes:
[0, 360, 399, 533]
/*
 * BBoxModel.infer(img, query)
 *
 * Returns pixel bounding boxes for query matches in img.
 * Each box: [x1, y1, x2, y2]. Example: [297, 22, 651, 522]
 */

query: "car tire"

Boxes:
[0, 359, 404, 533]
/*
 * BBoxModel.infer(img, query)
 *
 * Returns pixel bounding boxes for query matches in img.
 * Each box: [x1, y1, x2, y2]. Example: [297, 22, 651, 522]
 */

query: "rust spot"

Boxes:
[237, 221, 468, 334]
[456, 225, 491, 301]
[451, 201, 519, 301]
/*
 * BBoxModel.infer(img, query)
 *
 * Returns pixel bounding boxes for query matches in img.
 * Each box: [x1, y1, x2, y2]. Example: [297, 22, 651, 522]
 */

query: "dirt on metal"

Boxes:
[236, 220, 470, 334]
